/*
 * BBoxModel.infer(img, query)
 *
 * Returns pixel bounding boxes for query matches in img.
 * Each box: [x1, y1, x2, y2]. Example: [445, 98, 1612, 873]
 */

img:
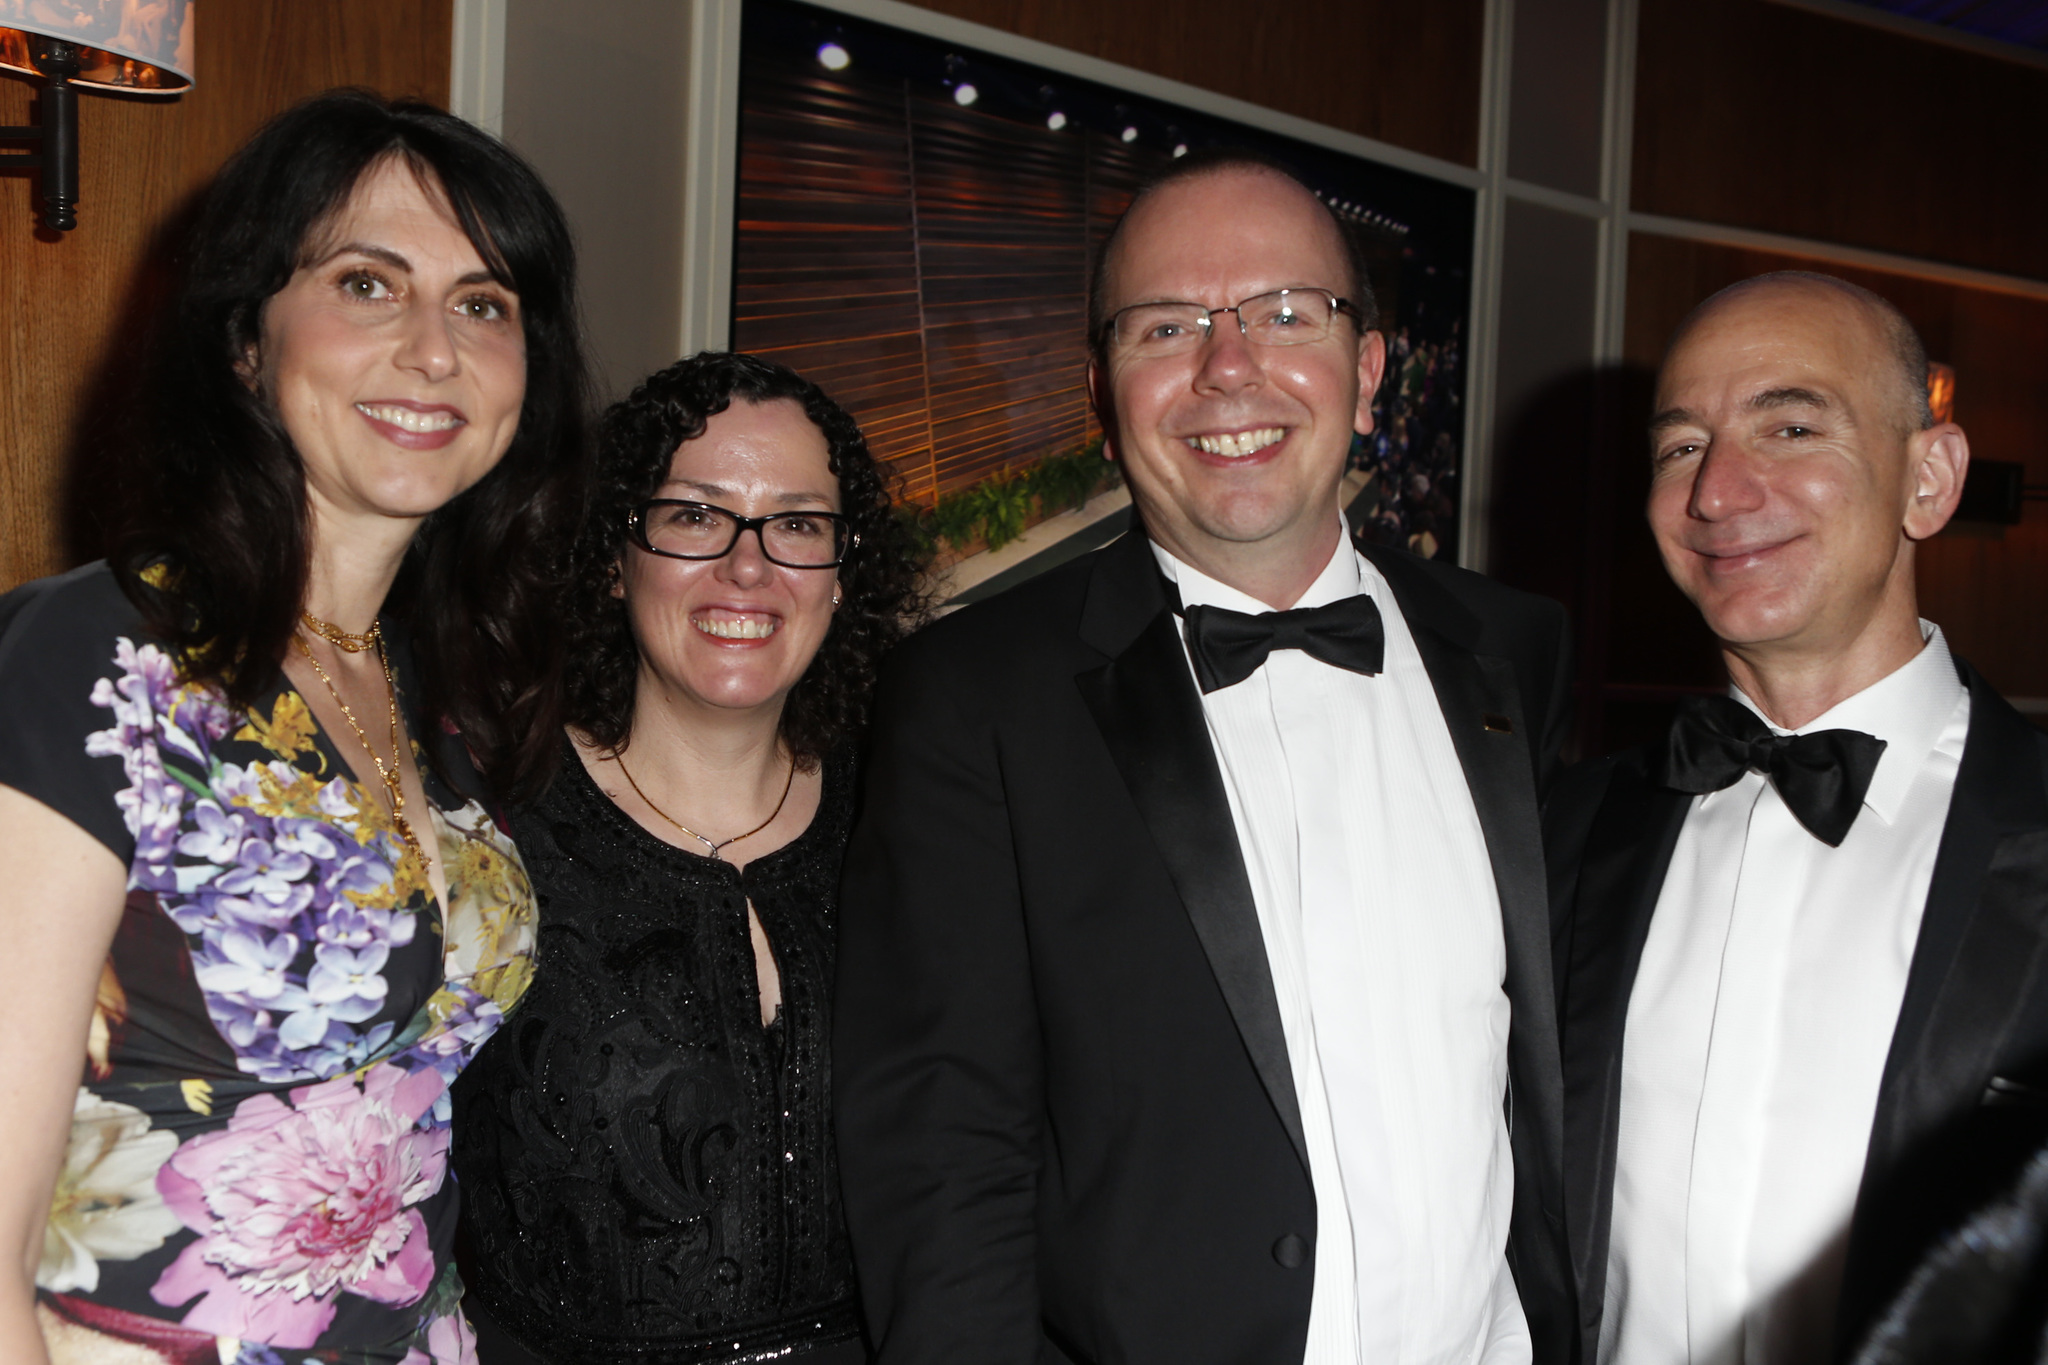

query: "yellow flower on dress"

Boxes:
[235, 692, 322, 764]
[434, 803, 537, 1010]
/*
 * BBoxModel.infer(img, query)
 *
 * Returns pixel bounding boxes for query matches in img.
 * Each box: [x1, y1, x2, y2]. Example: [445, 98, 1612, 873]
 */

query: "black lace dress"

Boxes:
[450, 747, 864, 1364]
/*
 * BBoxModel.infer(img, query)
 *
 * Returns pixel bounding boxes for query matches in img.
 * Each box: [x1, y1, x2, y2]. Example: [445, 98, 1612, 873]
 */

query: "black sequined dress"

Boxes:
[450, 746, 862, 1364]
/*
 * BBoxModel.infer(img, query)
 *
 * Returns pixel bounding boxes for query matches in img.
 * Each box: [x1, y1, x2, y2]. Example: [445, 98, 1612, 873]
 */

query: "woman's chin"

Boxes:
[655, 669, 801, 720]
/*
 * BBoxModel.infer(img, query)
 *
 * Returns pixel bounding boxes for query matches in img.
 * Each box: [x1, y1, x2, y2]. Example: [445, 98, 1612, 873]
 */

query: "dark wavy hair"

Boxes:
[111, 89, 590, 800]
[568, 352, 929, 766]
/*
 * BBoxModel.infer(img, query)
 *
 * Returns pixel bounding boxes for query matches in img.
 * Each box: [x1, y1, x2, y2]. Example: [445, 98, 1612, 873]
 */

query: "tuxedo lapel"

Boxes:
[1556, 755, 1692, 1314]
[1365, 551, 1558, 1118]
[1839, 667, 2048, 1340]
[1073, 534, 1309, 1176]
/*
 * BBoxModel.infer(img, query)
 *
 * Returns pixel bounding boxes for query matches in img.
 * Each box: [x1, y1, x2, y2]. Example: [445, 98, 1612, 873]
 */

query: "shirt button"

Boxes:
[1272, 1234, 1309, 1269]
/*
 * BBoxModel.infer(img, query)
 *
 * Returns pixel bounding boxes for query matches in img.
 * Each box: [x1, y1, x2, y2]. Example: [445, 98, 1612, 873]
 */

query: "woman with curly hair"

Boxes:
[0, 91, 586, 1363]
[451, 351, 927, 1365]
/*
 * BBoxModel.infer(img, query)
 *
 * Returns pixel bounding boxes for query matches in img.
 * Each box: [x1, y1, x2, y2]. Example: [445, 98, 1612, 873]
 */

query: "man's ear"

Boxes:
[1353, 329, 1388, 435]
[1086, 356, 1119, 463]
[1902, 423, 1969, 542]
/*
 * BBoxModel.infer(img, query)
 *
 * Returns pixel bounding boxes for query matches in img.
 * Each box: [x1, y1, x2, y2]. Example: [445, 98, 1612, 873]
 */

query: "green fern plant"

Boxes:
[974, 470, 1033, 551]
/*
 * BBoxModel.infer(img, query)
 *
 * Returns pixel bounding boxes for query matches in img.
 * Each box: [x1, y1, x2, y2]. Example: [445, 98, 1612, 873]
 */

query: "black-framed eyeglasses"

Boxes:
[1103, 288, 1364, 359]
[628, 500, 858, 569]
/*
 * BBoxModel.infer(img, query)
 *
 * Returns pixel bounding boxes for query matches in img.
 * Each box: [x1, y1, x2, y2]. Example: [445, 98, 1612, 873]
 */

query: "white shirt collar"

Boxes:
[1149, 520, 1363, 615]
[1730, 621, 1964, 825]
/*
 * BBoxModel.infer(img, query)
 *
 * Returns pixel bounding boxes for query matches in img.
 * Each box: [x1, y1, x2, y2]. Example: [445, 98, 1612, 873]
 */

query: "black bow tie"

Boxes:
[1662, 694, 1887, 847]
[1179, 595, 1385, 694]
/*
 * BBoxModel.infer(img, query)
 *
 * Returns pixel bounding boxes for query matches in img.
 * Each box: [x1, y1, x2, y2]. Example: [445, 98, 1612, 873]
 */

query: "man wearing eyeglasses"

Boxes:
[835, 150, 1575, 1365]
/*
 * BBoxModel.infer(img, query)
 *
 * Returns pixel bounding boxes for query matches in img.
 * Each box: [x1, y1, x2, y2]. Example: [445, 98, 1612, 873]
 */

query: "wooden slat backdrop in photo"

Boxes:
[732, 48, 1165, 505]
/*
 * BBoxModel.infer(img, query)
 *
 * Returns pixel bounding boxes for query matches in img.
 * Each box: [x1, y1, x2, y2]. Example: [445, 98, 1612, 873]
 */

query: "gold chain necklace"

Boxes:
[610, 748, 796, 858]
[291, 629, 424, 862]
[300, 610, 382, 654]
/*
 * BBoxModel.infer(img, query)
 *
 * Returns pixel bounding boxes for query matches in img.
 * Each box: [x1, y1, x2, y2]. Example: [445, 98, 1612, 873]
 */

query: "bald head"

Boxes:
[1089, 154, 1376, 347]
[1671, 272, 1933, 435]
[1645, 268, 1971, 727]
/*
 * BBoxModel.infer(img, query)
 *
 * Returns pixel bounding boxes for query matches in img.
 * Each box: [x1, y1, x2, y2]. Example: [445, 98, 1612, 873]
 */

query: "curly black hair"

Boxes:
[567, 352, 929, 766]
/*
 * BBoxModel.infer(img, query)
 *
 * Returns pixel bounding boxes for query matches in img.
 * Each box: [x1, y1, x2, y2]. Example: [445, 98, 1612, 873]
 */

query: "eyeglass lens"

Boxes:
[641, 502, 848, 566]
[1112, 289, 1341, 357]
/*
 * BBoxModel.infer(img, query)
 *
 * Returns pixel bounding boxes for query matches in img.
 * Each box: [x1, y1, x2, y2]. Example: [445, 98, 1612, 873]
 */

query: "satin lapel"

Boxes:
[1557, 758, 1691, 1310]
[1404, 622, 1552, 997]
[1840, 668, 2048, 1337]
[1370, 558, 1558, 1115]
[1073, 537, 1309, 1176]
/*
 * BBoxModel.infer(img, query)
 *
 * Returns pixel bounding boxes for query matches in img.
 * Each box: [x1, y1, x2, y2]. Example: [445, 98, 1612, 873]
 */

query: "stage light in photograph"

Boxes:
[1121, 126, 1139, 142]
[1046, 111, 1067, 130]
[816, 42, 850, 69]
[1173, 143, 1188, 157]
[954, 82, 978, 105]
[1926, 362, 1956, 424]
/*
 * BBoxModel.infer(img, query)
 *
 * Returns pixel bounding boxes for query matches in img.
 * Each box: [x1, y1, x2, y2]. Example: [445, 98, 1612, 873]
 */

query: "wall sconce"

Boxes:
[0, 0, 195, 232]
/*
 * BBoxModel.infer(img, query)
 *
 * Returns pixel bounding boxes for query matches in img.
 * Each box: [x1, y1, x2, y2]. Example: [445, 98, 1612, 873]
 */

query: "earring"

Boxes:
[832, 588, 843, 607]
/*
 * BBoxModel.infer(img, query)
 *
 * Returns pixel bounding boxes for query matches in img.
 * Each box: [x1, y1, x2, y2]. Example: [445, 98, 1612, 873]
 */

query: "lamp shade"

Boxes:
[0, 0, 194, 94]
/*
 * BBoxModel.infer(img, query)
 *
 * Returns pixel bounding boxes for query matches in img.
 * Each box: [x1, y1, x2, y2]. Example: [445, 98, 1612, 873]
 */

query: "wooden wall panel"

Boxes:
[729, 60, 931, 496]
[1604, 234, 2048, 745]
[1632, 0, 2048, 282]
[900, 0, 1487, 168]
[910, 93, 1093, 493]
[731, 45, 1146, 506]
[0, 0, 451, 593]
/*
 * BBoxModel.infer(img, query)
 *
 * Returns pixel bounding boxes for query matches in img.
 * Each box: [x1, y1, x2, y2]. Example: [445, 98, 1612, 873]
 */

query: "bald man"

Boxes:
[837, 151, 1576, 1365]
[1546, 272, 2048, 1365]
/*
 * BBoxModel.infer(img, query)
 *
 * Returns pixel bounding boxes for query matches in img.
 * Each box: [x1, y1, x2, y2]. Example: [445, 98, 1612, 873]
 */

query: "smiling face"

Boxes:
[619, 398, 843, 723]
[1647, 279, 1965, 672]
[1090, 166, 1385, 605]
[252, 156, 527, 543]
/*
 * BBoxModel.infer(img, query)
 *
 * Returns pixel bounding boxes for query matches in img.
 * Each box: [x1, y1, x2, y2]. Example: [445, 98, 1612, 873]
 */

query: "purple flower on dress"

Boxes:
[151, 1063, 448, 1348]
[412, 986, 506, 1091]
[321, 853, 398, 910]
[216, 840, 315, 900]
[177, 800, 246, 865]
[193, 930, 304, 1009]
[316, 901, 415, 953]
[270, 816, 340, 862]
[306, 943, 392, 1022]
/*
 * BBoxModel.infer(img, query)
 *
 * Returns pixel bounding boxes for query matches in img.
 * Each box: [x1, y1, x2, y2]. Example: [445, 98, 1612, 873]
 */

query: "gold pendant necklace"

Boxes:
[300, 610, 382, 654]
[291, 629, 424, 862]
[610, 748, 797, 858]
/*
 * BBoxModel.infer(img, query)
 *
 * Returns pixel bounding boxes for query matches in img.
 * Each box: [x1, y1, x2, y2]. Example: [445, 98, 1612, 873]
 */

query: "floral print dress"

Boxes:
[0, 564, 537, 1365]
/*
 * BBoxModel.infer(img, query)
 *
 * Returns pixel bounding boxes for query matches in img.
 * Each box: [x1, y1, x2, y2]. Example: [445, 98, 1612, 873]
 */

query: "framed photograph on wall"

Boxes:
[730, 0, 1477, 570]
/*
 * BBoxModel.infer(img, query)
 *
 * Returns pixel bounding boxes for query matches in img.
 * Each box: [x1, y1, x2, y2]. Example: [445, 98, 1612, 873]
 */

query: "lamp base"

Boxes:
[0, 37, 82, 232]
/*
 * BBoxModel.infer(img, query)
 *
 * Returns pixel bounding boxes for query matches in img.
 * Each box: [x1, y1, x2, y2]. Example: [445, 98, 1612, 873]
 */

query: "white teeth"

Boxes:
[694, 616, 779, 640]
[357, 403, 463, 433]
[1188, 427, 1285, 458]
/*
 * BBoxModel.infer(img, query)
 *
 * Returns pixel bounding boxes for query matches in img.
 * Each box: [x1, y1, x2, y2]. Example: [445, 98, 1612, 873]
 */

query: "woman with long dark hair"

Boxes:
[450, 351, 926, 1365]
[0, 90, 587, 1363]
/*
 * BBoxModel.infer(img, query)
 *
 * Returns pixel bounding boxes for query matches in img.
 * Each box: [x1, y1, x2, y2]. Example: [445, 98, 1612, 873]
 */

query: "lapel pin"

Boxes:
[1482, 713, 1513, 734]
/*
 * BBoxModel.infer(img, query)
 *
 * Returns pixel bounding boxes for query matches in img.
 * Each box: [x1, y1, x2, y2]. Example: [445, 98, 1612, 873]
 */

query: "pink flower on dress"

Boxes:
[402, 1311, 479, 1365]
[151, 1063, 448, 1348]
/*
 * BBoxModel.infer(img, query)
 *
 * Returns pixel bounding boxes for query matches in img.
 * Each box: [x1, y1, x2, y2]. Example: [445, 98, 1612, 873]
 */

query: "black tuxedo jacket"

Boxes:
[1546, 660, 2048, 1365]
[834, 529, 1577, 1365]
